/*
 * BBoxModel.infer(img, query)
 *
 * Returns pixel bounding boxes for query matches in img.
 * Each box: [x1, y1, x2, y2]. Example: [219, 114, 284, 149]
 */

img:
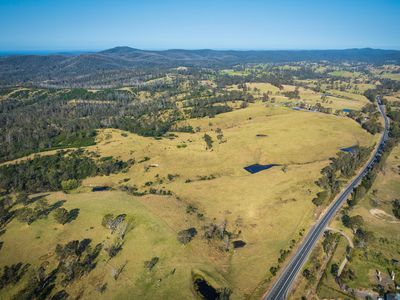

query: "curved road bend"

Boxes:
[263, 97, 389, 300]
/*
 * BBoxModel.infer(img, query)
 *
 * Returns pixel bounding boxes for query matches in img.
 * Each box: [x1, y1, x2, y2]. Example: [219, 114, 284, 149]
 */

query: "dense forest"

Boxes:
[1, 47, 400, 87]
[0, 149, 131, 193]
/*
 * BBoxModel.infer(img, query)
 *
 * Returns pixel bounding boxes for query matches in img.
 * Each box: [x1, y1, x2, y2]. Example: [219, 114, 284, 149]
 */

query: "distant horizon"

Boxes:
[1, 46, 400, 57]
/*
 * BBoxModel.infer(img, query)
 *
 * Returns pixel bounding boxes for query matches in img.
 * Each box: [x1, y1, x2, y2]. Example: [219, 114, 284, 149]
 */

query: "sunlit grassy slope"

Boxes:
[0, 102, 376, 299]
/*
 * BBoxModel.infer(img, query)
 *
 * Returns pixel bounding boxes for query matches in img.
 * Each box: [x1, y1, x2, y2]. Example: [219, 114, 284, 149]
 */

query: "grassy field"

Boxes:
[243, 82, 370, 111]
[380, 73, 400, 81]
[328, 70, 362, 78]
[0, 191, 214, 300]
[0, 99, 377, 299]
[220, 69, 250, 76]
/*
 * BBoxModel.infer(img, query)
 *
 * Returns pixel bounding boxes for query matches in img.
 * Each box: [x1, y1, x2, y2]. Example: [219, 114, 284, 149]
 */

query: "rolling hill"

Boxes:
[1, 47, 400, 86]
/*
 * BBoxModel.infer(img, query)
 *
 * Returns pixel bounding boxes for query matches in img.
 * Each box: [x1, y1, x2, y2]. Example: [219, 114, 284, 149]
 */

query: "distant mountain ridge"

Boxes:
[1, 47, 400, 86]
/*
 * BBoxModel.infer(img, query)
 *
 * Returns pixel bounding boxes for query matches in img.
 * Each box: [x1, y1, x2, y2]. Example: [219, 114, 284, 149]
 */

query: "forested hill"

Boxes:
[1, 47, 400, 86]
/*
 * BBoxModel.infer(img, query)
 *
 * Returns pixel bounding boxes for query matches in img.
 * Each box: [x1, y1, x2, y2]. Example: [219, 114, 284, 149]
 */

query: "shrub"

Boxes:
[106, 241, 123, 259]
[302, 268, 315, 282]
[144, 257, 159, 271]
[348, 186, 366, 207]
[330, 263, 339, 277]
[393, 199, 400, 219]
[61, 179, 79, 191]
[177, 227, 197, 244]
[312, 191, 328, 206]
[270, 266, 278, 276]
[102, 214, 114, 228]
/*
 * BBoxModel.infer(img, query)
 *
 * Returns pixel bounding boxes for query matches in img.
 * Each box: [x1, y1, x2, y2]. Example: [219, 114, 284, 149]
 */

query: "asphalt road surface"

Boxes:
[263, 97, 389, 300]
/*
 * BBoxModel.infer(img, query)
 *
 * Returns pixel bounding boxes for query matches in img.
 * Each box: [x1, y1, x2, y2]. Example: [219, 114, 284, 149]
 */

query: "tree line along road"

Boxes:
[263, 96, 389, 300]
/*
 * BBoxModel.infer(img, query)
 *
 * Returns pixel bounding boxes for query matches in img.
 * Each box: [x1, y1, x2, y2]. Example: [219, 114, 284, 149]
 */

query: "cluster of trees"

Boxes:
[13, 267, 60, 300]
[282, 87, 300, 99]
[295, 101, 333, 114]
[214, 64, 330, 89]
[55, 239, 102, 286]
[347, 105, 383, 135]
[354, 228, 375, 248]
[365, 79, 400, 102]
[0, 194, 15, 229]
[341, 214, 364, 232]
[15, 198, 65, 225]
[171, 125, 194, 133]
[362, 118, 383, 135]
[57, 88, 136, 101]
[361, 81, 400, 136]
[347, 185, 367, 207]
[0, 149, 130, 193]
[314, 146, 370, 206]
[203, 220, 237, 252]
[7, 238, 101, 299]
[101, 213, 133, 259]
[1, 193, 79, 230]
[348, 121, 400, 210]
[182, 90, 252, 108]
[148, 187, 173, 196]
[53, 207, 80, 225]
[387, 105, 400, 141]
[301, 233, 340, 285]
[322, 232, 340, 254]
[0, 263, 30, 290]
[187, 104, 232, 118]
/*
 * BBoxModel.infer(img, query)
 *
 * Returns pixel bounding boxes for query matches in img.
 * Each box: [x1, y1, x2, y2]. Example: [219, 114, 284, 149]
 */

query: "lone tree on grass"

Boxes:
[330, 263, 339, 277]
[53, 207, 79, 225]
[203, 134, 213, 150]
[54, 208, 70, 224]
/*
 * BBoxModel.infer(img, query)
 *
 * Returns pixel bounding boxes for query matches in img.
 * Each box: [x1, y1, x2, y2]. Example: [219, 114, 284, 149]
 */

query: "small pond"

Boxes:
[233, 240, 246, 249]
[244, 164, 279, 174]
[92, 186, 111, 192]
[342, 108, 352, 113]
[340, 146, 358, 153]
[194, 278, 219, 300]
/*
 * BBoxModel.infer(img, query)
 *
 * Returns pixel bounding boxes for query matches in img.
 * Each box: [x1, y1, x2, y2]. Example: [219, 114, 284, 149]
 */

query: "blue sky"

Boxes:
[0, 0, 399, 51]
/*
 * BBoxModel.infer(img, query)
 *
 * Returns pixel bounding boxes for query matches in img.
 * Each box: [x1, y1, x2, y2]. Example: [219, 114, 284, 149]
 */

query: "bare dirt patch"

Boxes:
[369, 208, 400, 223]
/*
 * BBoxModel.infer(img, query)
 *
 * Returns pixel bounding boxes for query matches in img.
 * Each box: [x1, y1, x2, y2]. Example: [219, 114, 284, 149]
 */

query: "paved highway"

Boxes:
[263, 97, 390, 300]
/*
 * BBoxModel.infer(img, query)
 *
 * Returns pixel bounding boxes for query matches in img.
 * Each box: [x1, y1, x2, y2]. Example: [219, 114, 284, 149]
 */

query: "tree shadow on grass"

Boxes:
[41, 200, 66, 218]
[66, 208, 80, 224]
[27, 194, 50, 205]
